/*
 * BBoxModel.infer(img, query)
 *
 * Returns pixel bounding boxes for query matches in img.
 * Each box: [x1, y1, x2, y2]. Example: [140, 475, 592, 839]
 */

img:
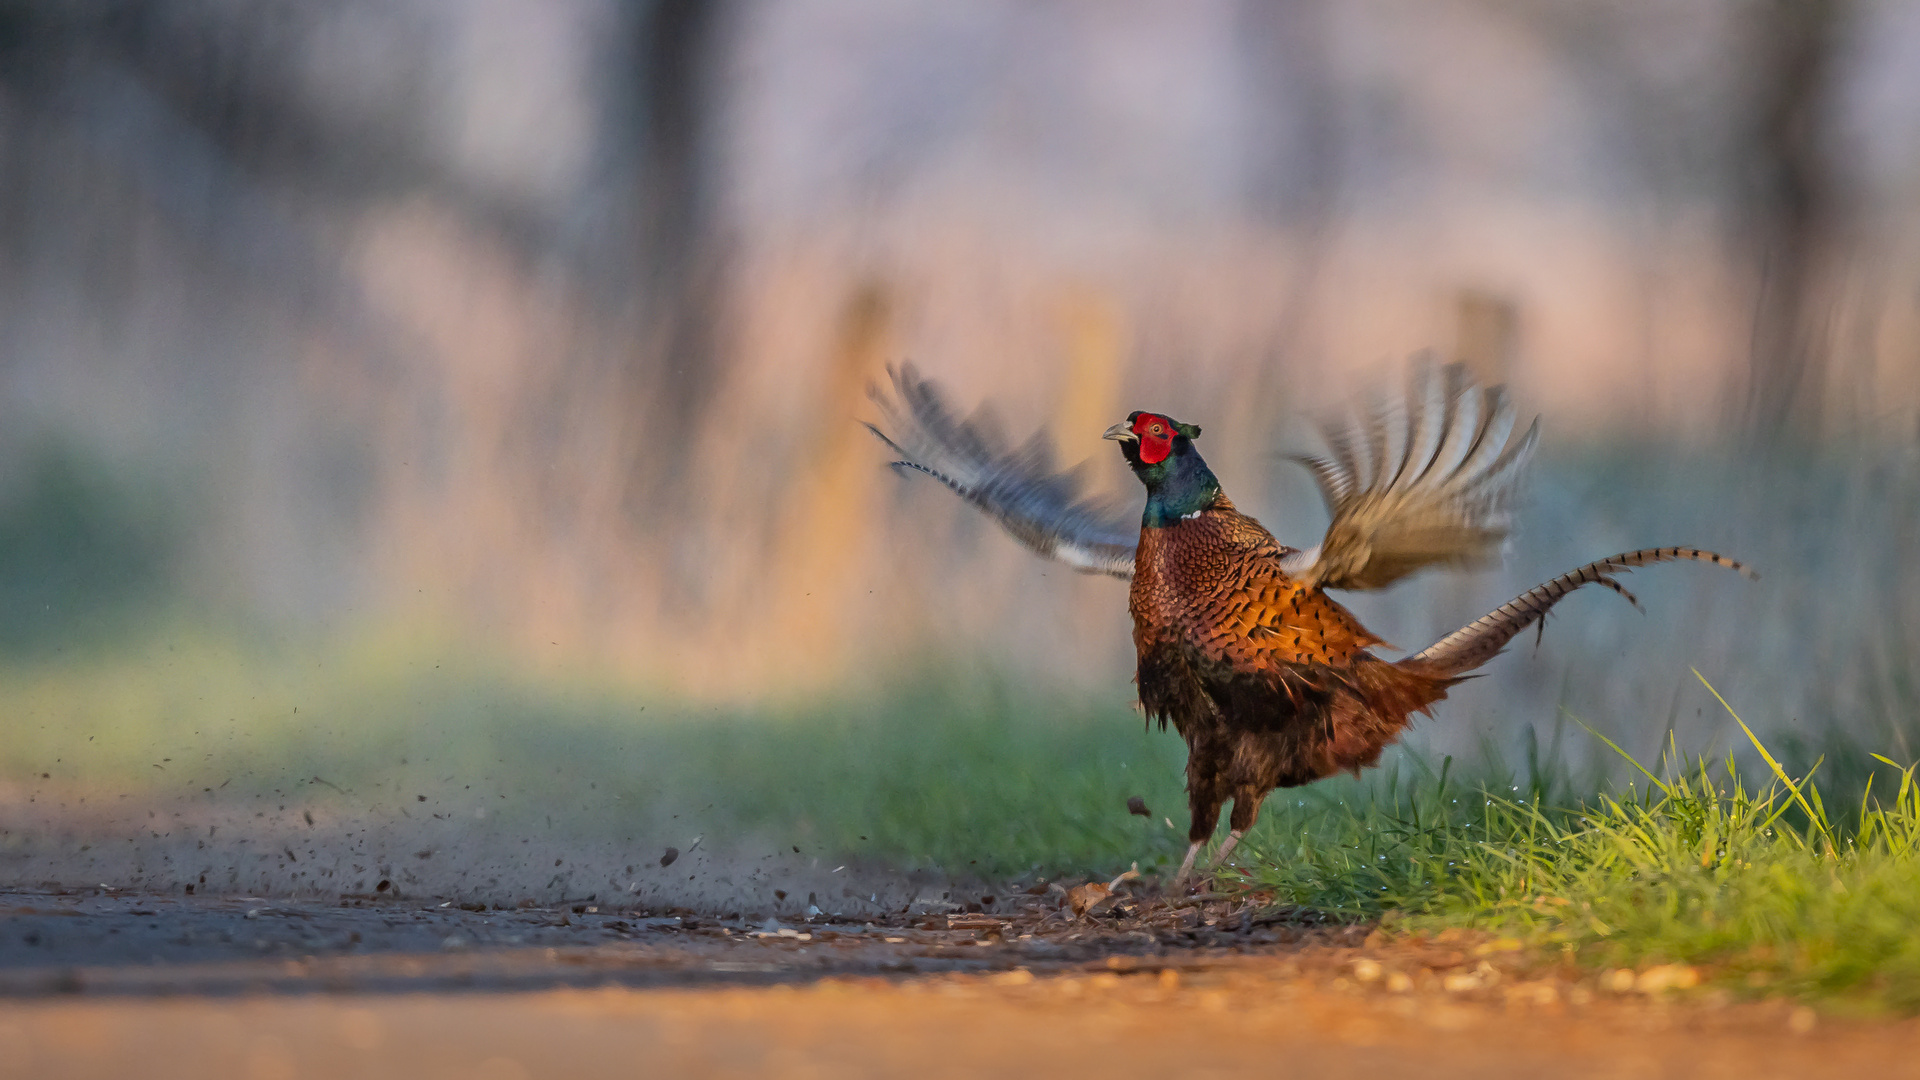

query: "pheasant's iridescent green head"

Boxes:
[1104, 412, 1218, 524]
[1104, 411, 1202, 467]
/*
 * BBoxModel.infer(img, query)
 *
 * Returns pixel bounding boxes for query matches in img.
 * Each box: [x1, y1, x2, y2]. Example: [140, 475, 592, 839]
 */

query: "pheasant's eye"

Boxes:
[1150, 423, 1165, 435]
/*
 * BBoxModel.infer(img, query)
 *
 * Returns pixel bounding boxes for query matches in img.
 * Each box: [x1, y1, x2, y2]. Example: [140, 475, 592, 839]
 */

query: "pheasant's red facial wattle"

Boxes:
[1132, 413, 1176, 464]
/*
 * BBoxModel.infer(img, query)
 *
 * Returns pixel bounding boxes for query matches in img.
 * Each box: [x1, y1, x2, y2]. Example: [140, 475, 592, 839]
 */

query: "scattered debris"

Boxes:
[946, 915, 1002, 931]
[1127, 796, 1150, 817]
[1067, 865, 1142, 917]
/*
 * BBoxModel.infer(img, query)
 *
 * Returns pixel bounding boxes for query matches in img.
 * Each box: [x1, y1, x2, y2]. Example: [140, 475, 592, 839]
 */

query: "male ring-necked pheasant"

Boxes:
[869, 363, 1752, 886]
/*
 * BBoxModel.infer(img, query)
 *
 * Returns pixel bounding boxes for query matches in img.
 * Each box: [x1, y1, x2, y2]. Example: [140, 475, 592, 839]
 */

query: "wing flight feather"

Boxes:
[866, 365, 1138, 578]
[1289, 362, 1539, 591]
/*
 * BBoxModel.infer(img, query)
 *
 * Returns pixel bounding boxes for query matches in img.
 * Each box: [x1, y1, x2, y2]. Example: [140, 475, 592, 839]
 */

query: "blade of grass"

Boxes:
[1694, 667, 1836, 854]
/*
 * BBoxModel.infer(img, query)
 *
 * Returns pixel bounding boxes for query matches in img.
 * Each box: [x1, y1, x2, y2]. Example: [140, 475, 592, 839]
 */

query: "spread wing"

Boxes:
[1282, 362, 1539, 591]
[866, 364, 1139, 578]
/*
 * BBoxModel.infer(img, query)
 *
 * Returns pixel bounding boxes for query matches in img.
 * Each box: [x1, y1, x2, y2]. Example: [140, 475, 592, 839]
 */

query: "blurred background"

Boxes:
[0, 0, 1916, 907]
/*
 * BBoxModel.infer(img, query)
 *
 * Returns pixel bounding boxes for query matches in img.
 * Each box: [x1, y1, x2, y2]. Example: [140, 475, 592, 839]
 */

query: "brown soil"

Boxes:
[2, 887, 1916, 1079]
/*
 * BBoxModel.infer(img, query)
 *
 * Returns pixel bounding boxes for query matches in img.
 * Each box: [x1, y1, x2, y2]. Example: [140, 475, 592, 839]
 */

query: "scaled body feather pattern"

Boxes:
[1128, 493, 1457, 839]
[1130, 497, 1379, 676]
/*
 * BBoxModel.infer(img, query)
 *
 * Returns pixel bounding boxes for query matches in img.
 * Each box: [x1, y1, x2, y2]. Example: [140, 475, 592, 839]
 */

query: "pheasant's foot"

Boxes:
[1164, 831, 1249, 895]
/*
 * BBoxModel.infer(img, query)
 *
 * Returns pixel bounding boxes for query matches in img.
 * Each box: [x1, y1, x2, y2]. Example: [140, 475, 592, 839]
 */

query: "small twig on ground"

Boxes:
[1161, 893, 1233, 909]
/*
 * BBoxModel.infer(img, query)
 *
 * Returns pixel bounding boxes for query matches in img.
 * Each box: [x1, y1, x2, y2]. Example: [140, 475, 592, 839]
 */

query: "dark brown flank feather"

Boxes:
[1129, 495, 1458, 843]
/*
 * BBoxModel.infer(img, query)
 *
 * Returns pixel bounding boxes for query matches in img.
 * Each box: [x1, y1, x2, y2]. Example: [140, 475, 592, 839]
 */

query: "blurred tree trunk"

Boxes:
[1233, 0, 1343, 440]
[1737, 0, 1850, 440]
[616, 0, 733, 510]
[637, 0, 723, 293]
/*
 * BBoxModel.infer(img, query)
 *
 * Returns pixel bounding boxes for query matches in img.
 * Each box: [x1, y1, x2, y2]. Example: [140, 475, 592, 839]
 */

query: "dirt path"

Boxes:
[3, 888, 1916, 1079]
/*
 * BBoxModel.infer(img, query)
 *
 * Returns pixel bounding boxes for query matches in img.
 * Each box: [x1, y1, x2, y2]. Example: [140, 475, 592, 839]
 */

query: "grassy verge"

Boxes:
[0, 632, 1190, 878]
[1233, 672, 1920, 1011]
[10, 634, 1920, 1009]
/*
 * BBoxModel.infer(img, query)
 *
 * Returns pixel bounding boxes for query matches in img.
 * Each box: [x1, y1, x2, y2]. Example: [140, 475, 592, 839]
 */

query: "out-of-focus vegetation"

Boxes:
[0, 628, 1190, 879]
[0, 0, 1914, 707]
[0, 442, 179, 654]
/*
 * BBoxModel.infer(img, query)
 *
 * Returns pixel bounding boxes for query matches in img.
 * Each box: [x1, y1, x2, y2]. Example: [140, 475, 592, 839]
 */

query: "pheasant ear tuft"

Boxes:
[1173, 420, 1202, 440]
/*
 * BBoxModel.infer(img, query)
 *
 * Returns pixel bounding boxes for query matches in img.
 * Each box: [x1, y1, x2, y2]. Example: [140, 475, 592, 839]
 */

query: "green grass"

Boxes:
[1232, 671, 1920, 1011]
[10, 633, 1920, 1010]
[0, 631, 1191, 878]
[0, 441, 180, 654]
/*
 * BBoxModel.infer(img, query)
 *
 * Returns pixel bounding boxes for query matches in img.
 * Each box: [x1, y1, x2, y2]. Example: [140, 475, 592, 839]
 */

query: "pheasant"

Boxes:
[868, 363, 1753, 886]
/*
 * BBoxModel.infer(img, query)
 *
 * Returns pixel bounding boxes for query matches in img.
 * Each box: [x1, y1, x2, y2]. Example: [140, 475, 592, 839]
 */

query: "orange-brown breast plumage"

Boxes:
[1129, 495, 1384, 678]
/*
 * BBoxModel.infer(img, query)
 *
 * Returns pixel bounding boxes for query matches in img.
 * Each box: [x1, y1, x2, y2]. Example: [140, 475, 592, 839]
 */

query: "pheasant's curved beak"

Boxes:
[1102, 421, 1137, 443]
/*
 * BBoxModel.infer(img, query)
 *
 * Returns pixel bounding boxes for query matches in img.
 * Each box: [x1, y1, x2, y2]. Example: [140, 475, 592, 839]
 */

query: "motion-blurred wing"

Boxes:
[1283, 362, 1539, 591]
[867, 365, 1138, 578]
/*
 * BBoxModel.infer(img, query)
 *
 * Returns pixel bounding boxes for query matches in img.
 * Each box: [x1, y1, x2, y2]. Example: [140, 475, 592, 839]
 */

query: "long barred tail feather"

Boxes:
[1408, 547, 1756, 676]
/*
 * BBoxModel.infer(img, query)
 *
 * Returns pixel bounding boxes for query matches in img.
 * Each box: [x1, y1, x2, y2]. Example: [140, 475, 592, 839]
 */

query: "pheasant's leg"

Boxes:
[1173, 841, 1205, 886]
[1209, 788, 1268, 879]
[1174, 778, 1226, 891]
[1212, 829, 1246, 865]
